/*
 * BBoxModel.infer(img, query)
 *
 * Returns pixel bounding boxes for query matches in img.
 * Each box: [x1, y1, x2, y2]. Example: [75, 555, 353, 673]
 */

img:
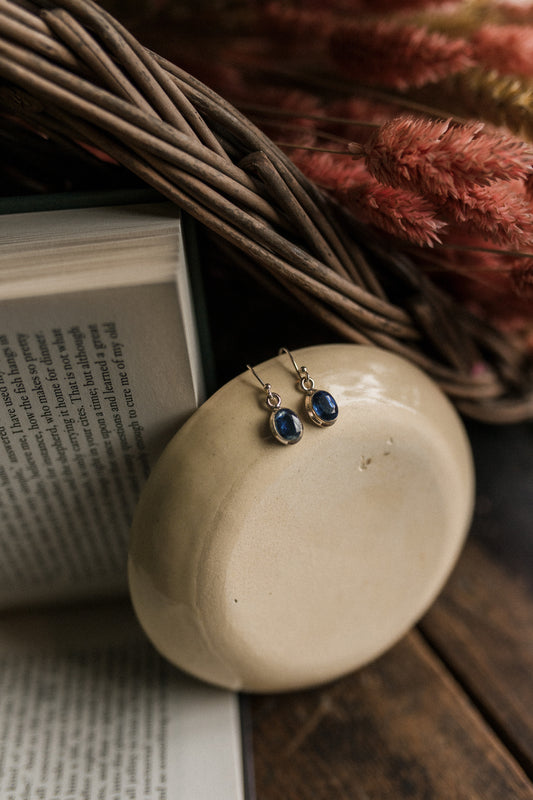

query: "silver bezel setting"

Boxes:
[269, 408, 303, 445]
[305, 390, 338, 427]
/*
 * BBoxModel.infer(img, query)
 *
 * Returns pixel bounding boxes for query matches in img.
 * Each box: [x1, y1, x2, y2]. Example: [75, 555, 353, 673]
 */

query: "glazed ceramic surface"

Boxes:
[128, 344, 474, 692]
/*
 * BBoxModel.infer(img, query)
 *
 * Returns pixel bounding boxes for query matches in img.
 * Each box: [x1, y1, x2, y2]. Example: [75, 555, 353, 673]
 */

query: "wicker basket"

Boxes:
[1, 0, 532, 422]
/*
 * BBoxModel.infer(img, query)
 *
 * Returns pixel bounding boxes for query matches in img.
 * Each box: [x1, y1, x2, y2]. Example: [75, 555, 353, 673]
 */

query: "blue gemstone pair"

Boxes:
[270, 388, 338, 444]
[247, 352, 339, 446]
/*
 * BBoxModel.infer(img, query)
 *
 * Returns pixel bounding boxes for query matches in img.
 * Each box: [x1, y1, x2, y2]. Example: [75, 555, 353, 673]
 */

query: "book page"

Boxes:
[0, 602, 245, 800]
[0, 206, 247, 800]
[0, 203, 182, 297]
[0, 282, 199, 607]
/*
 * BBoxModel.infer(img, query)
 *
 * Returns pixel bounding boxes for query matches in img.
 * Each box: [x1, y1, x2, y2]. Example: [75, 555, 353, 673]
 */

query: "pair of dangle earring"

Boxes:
[247, 349, 338, 445]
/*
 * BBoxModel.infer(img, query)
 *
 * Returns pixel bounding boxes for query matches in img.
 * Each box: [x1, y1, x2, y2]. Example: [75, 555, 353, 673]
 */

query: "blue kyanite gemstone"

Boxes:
[312, 390, 338, 423]
[273, 408, 303, 443]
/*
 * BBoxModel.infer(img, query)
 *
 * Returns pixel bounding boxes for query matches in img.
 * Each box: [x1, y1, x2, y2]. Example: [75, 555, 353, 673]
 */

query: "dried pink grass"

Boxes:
[330, 22, 474, 89]
[511, 263, 533, 301]
[485, 1, 533, 25]
[352, 116, 533, 198]
[433, 231, 533, 342]
[291, 150, 370, 190]
[470, 24, 533, 77]
[342, 181, 445, 245]
[291, 150, 444, 245]
[130, 0, 533, 348]
[262, 2, 336, 43]
[439, 184, 533, 248]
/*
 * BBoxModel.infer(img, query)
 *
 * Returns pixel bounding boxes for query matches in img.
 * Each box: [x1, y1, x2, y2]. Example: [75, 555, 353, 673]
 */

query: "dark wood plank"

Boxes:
[251, 629, 533, 799]
[462, 421, 533, 584]
[420, 539, 533, 775]
[420, 421, 533, 776]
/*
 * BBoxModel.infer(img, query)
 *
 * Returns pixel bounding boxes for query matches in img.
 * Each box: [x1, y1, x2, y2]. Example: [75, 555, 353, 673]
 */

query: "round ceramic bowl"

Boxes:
[128, 344, 474, 692]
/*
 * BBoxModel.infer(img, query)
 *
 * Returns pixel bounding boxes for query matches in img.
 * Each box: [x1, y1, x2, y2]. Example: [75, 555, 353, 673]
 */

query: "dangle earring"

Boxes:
[280, 348, 339, 427]
[247, 364, 303, 445]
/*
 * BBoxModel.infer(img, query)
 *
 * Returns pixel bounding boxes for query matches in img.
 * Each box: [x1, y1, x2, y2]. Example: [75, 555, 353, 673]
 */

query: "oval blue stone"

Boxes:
[273, 408, 303, 443]
[312, 390, 338, 422]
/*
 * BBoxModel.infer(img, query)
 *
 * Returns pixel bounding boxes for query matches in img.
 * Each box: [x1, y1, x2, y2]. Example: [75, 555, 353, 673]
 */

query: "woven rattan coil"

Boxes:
[0, 0, 532, 422]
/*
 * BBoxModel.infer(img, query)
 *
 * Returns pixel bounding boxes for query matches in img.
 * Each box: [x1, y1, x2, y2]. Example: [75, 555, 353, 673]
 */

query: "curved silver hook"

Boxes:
[247, 363, 266, 388]
[279, 347, 315, 393]
[278, 347, 300, 374]
[247, 364, 282, 409]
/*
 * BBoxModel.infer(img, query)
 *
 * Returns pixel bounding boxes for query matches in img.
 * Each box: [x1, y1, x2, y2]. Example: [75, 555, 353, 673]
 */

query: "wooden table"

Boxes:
[249, 420, 533, 799]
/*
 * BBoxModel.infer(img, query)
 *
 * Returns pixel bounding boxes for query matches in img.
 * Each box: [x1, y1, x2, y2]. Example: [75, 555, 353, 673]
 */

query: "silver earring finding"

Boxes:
[279, 348, 339, 427]
[247, 364, 303, 445]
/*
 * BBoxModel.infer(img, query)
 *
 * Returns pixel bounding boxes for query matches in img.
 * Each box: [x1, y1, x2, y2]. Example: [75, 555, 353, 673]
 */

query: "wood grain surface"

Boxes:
[251, 625, 532, 799]
[420, 422, 533, 777]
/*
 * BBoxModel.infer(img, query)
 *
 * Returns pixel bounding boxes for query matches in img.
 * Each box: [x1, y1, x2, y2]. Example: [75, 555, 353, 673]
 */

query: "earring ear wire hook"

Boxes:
[247, 364, 281, 409]
[278, 347, 339, 427]
[278, 347, 300, 375]
[247, 363, 266, 388]
[279, 347, 314, 392]
[246, 362, 303, 444]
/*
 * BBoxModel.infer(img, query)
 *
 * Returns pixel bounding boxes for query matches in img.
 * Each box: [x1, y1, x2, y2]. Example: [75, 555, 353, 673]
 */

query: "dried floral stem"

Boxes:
[246, 118, 353, 147]
[437, 242, 533, 260]
[420, 67, 533, 141]
[407, 0, 533, 37]
[261, 127, 344, 149]
[234, 61, 468, 123]
[277, 142, 350, 154]
[237, 102, 379, 129]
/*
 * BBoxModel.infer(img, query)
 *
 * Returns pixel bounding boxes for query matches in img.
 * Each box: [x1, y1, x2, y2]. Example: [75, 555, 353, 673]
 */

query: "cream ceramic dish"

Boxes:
[128, 344, 474, 692]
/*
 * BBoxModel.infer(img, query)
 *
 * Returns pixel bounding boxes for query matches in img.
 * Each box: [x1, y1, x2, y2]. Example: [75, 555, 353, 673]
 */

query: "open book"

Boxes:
[0, 200, 247, 799]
